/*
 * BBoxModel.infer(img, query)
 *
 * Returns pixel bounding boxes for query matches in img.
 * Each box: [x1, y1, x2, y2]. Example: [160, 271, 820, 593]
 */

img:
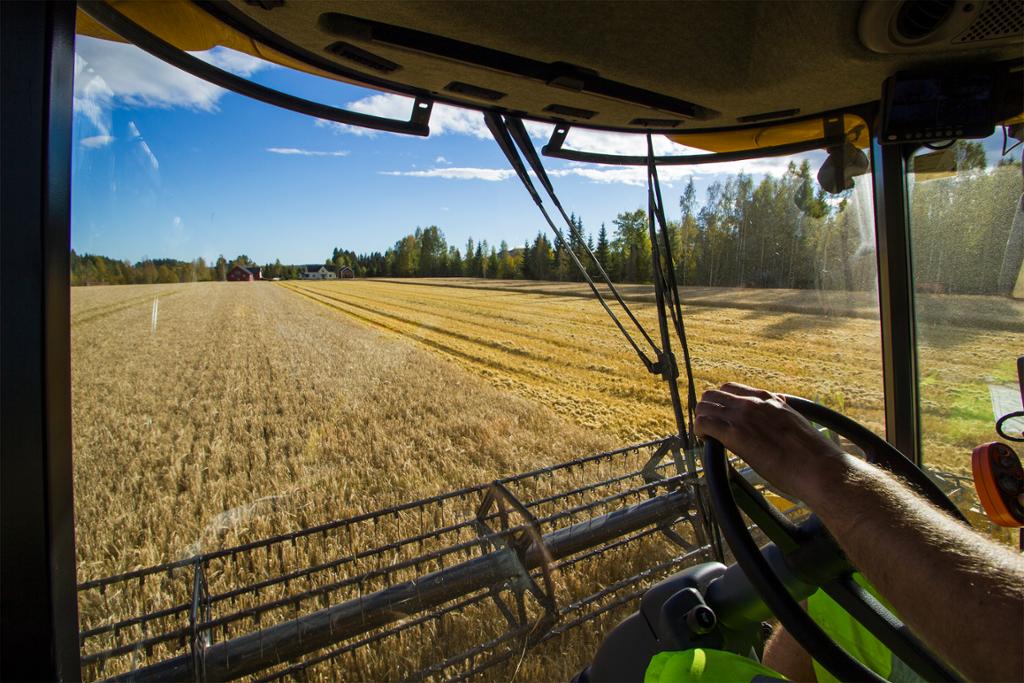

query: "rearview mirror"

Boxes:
[818, 142, 869, 194]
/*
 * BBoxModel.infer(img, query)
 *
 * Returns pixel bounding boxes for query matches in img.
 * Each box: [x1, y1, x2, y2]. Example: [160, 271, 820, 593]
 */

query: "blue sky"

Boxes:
[79, 35, 999, 266]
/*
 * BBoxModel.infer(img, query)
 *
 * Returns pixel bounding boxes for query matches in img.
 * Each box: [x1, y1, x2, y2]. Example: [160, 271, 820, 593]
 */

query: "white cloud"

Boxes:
[74, 53, 115, 137]
[318, 93, 820, 186]
[73, 37, 272, 140]
[544, 153, 809, 186]
[316, 93, 555, 141]
[315, 93, 719, 161]
[127, 120, 159, 171]
[316, 94, 496, 139]
[266, 147, 350, 157]
[80, 134, 115, 149]
[380, 167, 516, 181]
[317, 93, 790, 176]
[377, 153, 804, 187]
[374, 150, 798, 188]
[166, 215, 186, 248]
[548, 166, 653, 186]
[198, 49, 267, 78]
[77, 38, 220, 112]
[560, 128, 691, 157]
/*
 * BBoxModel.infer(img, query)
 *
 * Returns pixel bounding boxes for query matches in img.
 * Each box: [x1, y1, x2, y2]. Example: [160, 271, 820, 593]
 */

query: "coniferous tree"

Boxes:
[447, 245, 463, 276]
[529, 232, 553, 280]
[487, 248, 500, 279]
[464, 238, 475, 277]
[473, 243, 485, 278]
[520, 239, 533, 279]
[596, 224, 611, 276]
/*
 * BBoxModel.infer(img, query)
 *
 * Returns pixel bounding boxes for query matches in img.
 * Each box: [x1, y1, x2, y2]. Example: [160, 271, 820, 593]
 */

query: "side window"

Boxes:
[908, 135, 1023, 481]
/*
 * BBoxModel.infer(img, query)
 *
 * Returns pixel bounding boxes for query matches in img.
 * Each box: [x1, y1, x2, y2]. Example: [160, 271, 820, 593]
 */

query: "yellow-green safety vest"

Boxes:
[645, 574, 921, 682]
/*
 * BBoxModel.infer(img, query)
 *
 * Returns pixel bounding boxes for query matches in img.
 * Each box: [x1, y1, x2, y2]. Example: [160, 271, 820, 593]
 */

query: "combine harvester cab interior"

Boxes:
[2, 1, 1023, 681]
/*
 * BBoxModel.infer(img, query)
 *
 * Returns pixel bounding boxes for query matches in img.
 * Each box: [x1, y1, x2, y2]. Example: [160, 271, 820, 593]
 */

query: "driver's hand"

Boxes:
[695, 383, 848, 501]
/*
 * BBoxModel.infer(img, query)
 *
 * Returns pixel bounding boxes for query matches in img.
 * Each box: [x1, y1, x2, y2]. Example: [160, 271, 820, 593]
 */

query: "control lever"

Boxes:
[972, 355, 1024, 549]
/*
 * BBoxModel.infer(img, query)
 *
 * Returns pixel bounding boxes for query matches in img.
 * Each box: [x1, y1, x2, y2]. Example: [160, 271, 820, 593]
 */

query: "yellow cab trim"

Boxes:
[669, 114, 871, 154]
[76, 1, 344, 84]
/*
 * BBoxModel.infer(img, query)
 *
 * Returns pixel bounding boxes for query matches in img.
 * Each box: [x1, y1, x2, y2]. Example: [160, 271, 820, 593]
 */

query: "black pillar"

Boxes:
[871, 140, 922, 465]
[1, 2, 80, 680]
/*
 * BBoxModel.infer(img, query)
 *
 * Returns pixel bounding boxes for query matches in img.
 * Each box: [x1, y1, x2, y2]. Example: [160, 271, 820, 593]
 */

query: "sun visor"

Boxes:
[75, 1, 341, 83]
[668, 114, 871, 154]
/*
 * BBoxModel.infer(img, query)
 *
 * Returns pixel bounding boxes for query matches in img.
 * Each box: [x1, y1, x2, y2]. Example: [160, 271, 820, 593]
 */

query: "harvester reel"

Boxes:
[640, 436, 704, 551]
[474, 482, 559, 647]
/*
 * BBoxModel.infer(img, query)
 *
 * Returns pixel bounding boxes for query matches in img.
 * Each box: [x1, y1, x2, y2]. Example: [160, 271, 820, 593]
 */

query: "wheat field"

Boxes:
[71, 279, 1020, 680]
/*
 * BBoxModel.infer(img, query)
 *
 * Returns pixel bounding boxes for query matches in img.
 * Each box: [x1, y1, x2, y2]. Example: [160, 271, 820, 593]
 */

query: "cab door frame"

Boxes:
[1, 2, 80, 680]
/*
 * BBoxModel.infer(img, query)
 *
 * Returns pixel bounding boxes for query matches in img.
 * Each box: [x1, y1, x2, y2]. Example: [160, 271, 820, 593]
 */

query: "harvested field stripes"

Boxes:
[294, 283, 621, 357]
[284, 283, 667, 403]
[284, 281, 674, 438]
[284, 282, 671, 438]
[299, 280, 890, 389]
[284, 279, 889, 442]
[299, 280, 890, 375]
[282, 279, 1018, 476]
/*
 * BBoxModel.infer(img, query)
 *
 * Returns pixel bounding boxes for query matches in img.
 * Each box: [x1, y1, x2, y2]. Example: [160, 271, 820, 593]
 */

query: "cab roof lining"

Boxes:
[217, 0, 1020, 133]
[76, 1, 1022, 142]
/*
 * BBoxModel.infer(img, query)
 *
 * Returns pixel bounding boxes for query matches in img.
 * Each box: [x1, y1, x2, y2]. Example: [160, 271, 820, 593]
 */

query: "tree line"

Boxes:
[72, 145, 1021, 295]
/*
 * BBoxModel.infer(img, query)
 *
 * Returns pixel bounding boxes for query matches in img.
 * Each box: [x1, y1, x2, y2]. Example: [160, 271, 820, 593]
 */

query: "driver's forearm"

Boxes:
[807, 455, 1023, 683]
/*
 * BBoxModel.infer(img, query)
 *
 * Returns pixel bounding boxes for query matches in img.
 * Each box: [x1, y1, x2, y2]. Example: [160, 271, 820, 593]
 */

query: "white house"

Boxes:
[300, 265, 336, 280]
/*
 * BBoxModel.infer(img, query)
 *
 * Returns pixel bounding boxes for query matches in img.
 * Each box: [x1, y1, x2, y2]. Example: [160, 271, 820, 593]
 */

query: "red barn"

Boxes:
[227, 264, 262, 281]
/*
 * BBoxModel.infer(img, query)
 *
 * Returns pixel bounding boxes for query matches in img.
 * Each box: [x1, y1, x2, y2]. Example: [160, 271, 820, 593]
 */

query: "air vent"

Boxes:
[896, 0, 956, 39]
[444, 82, 506, 101]
[324, 42, 400, 74]
[630, 118, 682, 128]
[737, 108, 801, 124]
[955, 0, 1024, 42]
[543, 104, 597, 119]
[860, 0, 1023, 53]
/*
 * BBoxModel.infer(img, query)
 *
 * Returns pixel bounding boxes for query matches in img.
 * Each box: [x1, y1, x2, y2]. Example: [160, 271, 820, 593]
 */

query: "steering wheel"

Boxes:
[703, 395, 966, 682]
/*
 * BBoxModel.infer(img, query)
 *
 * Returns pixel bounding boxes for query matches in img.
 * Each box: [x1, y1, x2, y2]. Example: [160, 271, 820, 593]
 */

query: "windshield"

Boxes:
[907, 134, 1024, 521]
[70, 33, 887, 682]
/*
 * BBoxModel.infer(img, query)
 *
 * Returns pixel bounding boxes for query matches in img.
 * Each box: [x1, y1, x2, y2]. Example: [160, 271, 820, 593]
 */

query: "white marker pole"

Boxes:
[151, 297, 159, 335]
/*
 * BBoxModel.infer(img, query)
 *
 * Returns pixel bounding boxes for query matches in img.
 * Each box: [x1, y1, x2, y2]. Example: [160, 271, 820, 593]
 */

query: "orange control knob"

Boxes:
[971, 442, 1024, 528]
